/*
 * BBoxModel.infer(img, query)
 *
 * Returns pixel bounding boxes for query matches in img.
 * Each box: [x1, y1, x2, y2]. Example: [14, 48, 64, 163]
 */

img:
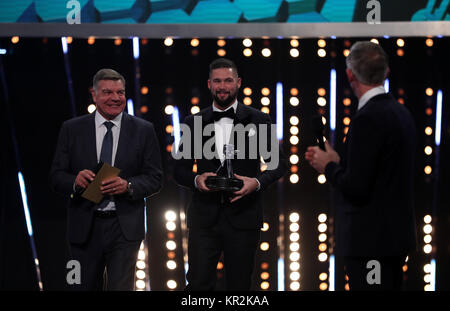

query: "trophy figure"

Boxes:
[205, 144, 244, 192]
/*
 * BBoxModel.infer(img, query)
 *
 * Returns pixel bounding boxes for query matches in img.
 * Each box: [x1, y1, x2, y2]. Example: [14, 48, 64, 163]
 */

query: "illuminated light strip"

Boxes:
[276, 82, 283, 140]
[0, 48, 6, 55]
[430, 259, 436, 291]
[435, 90, 443, 146]
[18, 172, 33, 237]
[18, 171, 43, 290]
[133, 37, 140, 59]
[384, 78, 389, 93]
[172, 106, 181, 152]
[61, 37, 68, 54]
[278, 258, 285, 291]
[329, 255, 335, 291]
[127, 99, 135, 116]
[330, 69, 336, 131]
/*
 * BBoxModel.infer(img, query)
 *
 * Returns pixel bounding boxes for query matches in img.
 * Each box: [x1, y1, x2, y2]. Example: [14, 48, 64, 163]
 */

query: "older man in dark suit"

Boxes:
[306, 42, 417, 290]
[174, 58, 287, 290]
[50, 69, 163, 290]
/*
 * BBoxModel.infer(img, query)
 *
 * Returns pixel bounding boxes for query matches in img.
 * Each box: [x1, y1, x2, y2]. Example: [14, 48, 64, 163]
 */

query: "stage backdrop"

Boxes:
[0, 0, 449, 23]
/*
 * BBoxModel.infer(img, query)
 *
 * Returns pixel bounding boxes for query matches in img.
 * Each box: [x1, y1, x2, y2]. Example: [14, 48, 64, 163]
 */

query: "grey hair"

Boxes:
[93, 68, 126, 92]
[346, 41, 389, 85]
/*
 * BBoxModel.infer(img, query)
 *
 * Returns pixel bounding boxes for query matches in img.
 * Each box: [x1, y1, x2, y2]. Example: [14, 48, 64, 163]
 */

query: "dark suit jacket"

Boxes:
[325, 93, 417, 257]
[174, 102, 287, 230]
[50, 112, 163, 244]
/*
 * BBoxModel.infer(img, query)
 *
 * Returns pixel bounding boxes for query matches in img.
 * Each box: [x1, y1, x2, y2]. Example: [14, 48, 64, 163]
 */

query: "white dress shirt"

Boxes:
[213, 100, 238, 163]
[94, 111, 123, 211]
[357, 85, 386, 111]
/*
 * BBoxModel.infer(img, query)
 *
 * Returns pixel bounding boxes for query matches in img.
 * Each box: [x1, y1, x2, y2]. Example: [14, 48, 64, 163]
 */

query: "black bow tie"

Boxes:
[213, 109, 235, 122]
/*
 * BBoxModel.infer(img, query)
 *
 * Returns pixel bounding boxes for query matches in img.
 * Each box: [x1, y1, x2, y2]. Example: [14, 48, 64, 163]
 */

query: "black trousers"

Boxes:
[343, 256, 406, 291]
[69, 213, 141, 291]
[186, 210, 260, 291]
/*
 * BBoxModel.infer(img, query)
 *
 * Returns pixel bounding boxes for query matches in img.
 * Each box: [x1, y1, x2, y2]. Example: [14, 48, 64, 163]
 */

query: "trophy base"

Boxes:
[205, 176, 244, 192]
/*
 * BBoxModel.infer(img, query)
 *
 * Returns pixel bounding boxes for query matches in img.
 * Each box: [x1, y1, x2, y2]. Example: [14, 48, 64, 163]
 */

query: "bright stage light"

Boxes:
[290, 39, 299, 47]
[318, 213, 327, 223]
[167, 260, 177, 270]
[243, 38, 252, 47]
[290, 126, 299, 135]
[290, 223, 299, 232]
[290, 233, 300, 242]
[190, 38, 199, 47]
[317, 97, 327, 106]
[260, 242, 269, 251]
[289, 212, 300, 223]
[167, 280, 177, 289]
[165, 105, 174, 115]
[290, 88, 299, 96]
[11, 36, 19, 44]
[166, 241, 176, 250]
[289, 174, 299, 184]
[426, 38, 434, 47]
[290, 136, 299, 145]
[165, 210, 177, 221]
[243, 48, 252, 57]
[290, 116, 299, 125]
[290, 48, 299, 58]
[318, 39, 326, 47]
[424, 166, 432, 175]
[243, 97, 252, 105]
[261, 48, 271, 57]
[217, 39, 226, 47]
[397, 38, 405, 47]
[426, 88, 434, 96]
[87, 104, 96, 113]
[424, 215, 432, 224]
[243, 87, 252, 96]
[217, 49, 226, 56]
[318, 253, 328, 262]
[290, 97, 299, 106]
[164, 37, 173, 46]
[261, 97, 270, 106]
[317, 174, 326, 184]
[191, 106, 200, 114]
[290, 154, 299, 165]
[166, 221, 176, 231]
[424, 146, 433, 155]
[317, 49, 326, 57]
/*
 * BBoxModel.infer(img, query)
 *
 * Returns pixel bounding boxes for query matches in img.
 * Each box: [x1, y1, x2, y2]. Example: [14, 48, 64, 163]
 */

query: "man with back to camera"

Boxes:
[174, 58, 287, 290]
[50, 69, 163, 290]
[305, 42, 417, 290]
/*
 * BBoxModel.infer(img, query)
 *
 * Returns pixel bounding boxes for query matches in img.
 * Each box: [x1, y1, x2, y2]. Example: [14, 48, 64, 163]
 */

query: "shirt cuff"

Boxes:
[254, 178, 261, 191]
[194, 175, 199, 189]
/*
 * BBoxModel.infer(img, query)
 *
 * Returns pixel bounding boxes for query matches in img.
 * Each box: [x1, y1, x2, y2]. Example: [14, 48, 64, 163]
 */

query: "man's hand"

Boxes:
[230, 174, 259, 203]
[196, 172, 217, 192]
[101, 177, 128, 195]
[75, 169, 95, 189]
[305, 140, 340, 173]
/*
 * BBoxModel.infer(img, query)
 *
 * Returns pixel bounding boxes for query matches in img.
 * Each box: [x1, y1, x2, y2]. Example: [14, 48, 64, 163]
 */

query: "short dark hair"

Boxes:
[209, 58, 238, 77]
[93, 68, 126, 91]
[346, 41, 389, 85]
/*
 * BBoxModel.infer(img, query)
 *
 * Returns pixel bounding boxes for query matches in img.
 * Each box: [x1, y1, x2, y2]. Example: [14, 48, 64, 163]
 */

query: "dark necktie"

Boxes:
[100, 121, 114, 164]
[213, 109, 235, 122]
[98, 121, 114, 209]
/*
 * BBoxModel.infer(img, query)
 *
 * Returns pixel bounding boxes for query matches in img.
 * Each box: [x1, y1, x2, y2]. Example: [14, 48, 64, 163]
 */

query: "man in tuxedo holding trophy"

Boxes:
[174, 58, 287, 290]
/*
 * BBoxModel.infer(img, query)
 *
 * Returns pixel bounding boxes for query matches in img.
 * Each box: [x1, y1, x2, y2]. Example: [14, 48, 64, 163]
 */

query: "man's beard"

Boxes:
[212, 91, 237, 108]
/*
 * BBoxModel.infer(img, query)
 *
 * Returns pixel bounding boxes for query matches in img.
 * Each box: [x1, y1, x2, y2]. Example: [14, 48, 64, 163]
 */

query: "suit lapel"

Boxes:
[201, 107, 222, 169]
[114, 112, 129, 169]
[85, 113, 98, 170]
[230, 102, 251, 170]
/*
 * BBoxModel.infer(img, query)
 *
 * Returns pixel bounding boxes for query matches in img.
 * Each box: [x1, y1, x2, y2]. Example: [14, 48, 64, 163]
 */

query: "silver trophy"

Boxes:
[205, 144, 244, 192]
